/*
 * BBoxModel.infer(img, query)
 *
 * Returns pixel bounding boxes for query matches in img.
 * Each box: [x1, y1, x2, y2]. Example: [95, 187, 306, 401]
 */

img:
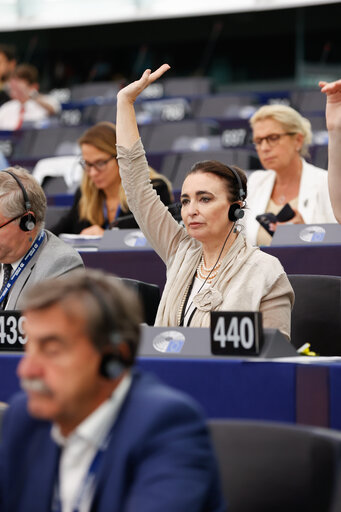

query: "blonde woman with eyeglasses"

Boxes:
[51, 121, 173, 236]
[244, 104, 336, 246]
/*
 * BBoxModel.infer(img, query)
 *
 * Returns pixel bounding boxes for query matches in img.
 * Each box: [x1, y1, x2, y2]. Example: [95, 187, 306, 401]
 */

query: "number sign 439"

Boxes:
[0, 311, 26, 351]
[210, 311, 263, 356]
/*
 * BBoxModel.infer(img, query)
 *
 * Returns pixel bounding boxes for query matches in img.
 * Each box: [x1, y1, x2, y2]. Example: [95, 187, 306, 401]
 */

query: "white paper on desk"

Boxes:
[275, 356, 341, 363]
[59, 233, 103, 241]
[59, 233, 101, 252]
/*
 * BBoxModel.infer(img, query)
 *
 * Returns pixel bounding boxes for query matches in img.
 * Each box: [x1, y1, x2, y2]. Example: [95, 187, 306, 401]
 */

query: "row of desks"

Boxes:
[1, 241, 338, 429]
[81, 244, 341, 293]
[1, 350, 341, 429]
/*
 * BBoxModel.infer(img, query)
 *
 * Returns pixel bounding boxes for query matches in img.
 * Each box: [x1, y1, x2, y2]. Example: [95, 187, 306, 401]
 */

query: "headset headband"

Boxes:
[2, 170, 31, 212]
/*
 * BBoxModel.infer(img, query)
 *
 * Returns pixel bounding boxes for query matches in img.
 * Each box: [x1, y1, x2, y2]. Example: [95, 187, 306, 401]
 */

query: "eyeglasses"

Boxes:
[79, 155, 115, 172]
[0, 213, 22, 230]
[253, 132, 296, 149]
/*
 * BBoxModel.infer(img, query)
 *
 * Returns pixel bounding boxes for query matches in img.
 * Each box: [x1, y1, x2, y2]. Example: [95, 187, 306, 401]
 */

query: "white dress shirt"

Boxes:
[0, 96, 60, 130]
[51, 372, 132, 512]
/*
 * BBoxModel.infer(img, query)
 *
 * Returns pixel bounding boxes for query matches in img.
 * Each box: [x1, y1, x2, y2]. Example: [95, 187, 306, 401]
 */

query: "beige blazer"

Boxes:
[117, 139, 294, 338]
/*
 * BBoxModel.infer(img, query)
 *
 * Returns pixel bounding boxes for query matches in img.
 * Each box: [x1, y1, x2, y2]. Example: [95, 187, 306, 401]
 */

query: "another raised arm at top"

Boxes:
[116, 65, 170, 149]
[319, 79, 341, 131]
[319, 78, 341, 222]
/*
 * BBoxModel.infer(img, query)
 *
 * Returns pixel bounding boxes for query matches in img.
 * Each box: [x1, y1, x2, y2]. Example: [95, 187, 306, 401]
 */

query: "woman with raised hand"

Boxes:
[245, 104, 336, 246]
[320, 79, 341, 223]
[116, 65, 294, 337]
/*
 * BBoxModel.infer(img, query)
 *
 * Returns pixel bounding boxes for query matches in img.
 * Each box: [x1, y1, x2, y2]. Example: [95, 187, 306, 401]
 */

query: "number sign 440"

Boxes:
[210, 311, 263, 356]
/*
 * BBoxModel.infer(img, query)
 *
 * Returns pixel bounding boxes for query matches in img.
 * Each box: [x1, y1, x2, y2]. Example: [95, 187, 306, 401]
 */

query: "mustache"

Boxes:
[20, 378, 52, 395]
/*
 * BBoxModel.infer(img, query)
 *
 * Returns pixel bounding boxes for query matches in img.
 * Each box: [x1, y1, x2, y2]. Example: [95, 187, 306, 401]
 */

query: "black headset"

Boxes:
[85, 280, 131, 380]
[2, 170, 36, 231]
[226, 165, 246, 222]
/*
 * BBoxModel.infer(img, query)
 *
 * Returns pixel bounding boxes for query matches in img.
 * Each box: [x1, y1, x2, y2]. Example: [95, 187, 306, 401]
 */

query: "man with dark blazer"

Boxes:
[0, 166, 83, 310]
[0, 270, 226, 512]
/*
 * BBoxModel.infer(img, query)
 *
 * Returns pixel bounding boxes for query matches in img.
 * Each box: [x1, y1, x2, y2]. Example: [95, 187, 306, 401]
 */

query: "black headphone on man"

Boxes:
[226, 165, 246, 222]
[84, 279, 132, 380]
[2, 170, 36, 232]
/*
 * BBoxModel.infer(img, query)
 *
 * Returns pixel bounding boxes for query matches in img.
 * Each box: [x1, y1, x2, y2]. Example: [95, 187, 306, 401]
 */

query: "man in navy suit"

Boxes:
[0, 269, 226, 512]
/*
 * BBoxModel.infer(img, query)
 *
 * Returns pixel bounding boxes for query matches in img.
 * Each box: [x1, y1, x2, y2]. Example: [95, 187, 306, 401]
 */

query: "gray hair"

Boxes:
[0, 167, 46, 229]
[250, 104, 312, 158]
[21, 269, 143, 365]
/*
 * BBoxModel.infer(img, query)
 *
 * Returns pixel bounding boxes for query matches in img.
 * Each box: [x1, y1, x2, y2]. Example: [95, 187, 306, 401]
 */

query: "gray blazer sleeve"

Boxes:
[7, 230, 84, 310]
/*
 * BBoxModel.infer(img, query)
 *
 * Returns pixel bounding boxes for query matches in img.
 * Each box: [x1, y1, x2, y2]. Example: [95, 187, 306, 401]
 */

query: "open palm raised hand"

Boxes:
[320, 79, 341, 131]
[118, 64, 170, 104]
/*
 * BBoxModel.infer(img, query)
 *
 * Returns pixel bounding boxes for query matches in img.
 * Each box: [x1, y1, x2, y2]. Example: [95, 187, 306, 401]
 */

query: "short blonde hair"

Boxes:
[250, 104, 312, 157]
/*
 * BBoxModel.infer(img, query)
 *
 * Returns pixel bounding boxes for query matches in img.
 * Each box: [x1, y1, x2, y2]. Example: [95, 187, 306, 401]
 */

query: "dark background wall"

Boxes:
[0, 3, 340, 91]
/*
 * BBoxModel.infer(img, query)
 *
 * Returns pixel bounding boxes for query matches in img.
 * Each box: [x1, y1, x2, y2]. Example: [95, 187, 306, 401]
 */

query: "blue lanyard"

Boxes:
[102, 202, 122, 228]
[0, 230, 45, 306]
[51, 427, 113, 512]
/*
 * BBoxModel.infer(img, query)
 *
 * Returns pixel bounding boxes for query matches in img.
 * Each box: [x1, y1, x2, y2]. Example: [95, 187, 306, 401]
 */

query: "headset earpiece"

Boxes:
[99, 352, 126, 380]
[19, 211, 36, 232]
[228, 203, 245, 222]
[85, 281, 129, 380]
[2, 170, 37, 232]
[225, 165, 246, 223]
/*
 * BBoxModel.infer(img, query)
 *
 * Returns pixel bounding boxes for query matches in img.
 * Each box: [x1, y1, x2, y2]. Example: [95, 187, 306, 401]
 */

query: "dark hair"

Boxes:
[187, 160, 247, 202]
[13, 64, 39, 85]
[0, 44, 16, 62]
[21, 269, 143, 366]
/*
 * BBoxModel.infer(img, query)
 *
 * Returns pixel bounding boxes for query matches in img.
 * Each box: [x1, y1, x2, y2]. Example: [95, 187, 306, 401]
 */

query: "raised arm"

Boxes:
[320, 79, 341, 222]
[115, 65, 188, 264]
[116, 65, 170, 148]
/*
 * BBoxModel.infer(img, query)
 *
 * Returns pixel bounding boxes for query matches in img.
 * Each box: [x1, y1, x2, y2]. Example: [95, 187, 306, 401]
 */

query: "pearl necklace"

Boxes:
[196, 256, 221, 283]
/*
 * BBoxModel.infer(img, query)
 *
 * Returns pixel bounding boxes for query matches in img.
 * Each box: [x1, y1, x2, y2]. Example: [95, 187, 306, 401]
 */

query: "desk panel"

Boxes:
[81, 244, 341, 298]
[262, 245, 341, 277]
[2, 353, 339, 429]
[81, 250, 166, 292]
[139, 358, 296, 422]
[328, 365, 341, 430]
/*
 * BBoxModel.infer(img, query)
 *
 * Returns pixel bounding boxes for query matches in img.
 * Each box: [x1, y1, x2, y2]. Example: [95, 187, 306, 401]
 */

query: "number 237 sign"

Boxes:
[210, 311, 263, 356]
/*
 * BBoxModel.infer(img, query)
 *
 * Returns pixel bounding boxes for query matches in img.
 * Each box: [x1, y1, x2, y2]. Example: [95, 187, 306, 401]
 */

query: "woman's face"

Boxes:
[81, 143, 119, 191]
[181, 171, 233, 246]
[252, 118, 303, 174]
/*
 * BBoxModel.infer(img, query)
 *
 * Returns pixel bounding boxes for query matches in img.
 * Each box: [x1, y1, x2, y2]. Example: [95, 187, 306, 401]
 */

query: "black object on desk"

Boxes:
[256, 203, 295, 236]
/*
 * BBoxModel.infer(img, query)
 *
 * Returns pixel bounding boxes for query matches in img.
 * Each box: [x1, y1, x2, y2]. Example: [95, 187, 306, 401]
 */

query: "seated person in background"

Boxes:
[320, 79, 341, 223]
[116, 65, 294, 338]
[0, 64, 60, 130]
[0, 44, 16, 107]
[244, 104, 336, 246]
[0, 269, 226, 512]
[51, 121, 173, 236]
[0, 167, 83, 310]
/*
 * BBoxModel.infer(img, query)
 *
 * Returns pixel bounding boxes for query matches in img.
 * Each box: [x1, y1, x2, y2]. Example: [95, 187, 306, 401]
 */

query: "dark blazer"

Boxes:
[6, 229, 84, 310]
[0, 370, 226, 512]
[51, 179, 172, 236]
